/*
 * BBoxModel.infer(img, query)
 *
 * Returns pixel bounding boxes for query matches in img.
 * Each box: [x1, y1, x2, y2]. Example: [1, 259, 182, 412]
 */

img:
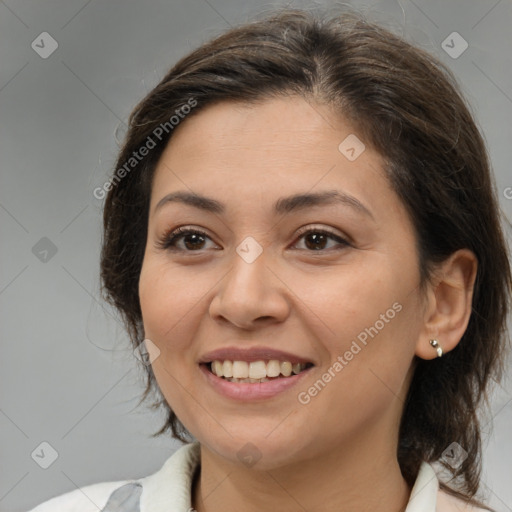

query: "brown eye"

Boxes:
[179, 232, 207, 250]
[156, 227, 216, 251]
[294, 228, 350, 251]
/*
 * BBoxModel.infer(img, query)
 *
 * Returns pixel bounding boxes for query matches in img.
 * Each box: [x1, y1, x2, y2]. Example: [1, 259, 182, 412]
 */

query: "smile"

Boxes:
[207, 359, 314, 383]
[199, 361, 315, 401]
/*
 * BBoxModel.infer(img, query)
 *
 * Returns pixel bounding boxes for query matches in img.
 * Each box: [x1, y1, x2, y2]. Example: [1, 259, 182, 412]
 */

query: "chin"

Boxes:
[197, 430, 310, 471]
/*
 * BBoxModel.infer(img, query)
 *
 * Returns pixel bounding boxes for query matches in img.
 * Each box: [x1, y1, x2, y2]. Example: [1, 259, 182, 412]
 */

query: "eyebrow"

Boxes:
[154, 190, 374, 220]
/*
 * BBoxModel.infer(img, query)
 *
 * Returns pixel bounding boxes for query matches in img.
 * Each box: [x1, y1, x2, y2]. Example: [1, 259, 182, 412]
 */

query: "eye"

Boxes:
[292, 226, 350, 251]
[156, 225, 350, 253]
[155, 227, 218, 252]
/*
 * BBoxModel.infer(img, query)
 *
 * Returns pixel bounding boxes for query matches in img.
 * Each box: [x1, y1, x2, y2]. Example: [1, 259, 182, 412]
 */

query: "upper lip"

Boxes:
[198, 346, 315, 365]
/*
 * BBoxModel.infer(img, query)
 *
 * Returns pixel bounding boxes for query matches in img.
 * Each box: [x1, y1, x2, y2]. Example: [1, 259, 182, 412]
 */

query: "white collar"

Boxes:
[138, 441, 201, 511]
[405, 460, 438, 511]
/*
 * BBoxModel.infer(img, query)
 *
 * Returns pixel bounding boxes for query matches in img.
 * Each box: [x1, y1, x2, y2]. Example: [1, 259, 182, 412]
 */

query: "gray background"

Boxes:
[1, 0, 511, 511]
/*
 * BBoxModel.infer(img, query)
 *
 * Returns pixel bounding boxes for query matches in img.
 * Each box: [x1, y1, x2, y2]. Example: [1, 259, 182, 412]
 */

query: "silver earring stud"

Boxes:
[429, 339, 443, 358]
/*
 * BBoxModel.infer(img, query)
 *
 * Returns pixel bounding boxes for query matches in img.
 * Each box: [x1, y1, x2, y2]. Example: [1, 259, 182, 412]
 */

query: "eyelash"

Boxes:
[155, 225, 350, 253]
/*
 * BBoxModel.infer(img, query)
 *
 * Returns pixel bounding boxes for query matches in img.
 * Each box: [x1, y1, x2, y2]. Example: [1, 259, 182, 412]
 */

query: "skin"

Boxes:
[138, 96, 477, 512]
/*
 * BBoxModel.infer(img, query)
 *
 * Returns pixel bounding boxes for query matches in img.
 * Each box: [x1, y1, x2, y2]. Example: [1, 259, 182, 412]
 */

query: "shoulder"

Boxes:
[27, 442, 201, 512]
[26, 480, 134, 512]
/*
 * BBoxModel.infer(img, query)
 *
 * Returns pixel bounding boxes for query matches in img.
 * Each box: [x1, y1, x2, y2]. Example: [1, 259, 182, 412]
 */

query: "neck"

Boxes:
[192, 434, 411, 512]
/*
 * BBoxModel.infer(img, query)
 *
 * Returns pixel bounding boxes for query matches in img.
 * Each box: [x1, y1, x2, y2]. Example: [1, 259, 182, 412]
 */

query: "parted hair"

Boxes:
[100, 7, 511, 509]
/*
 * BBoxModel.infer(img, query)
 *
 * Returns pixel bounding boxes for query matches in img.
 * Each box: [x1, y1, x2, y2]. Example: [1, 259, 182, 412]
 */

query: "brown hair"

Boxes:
[100, 6, 511, 508]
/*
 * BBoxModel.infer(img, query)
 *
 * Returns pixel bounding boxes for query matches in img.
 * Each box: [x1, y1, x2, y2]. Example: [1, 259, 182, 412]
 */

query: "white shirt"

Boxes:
[28, 441, 486, 511]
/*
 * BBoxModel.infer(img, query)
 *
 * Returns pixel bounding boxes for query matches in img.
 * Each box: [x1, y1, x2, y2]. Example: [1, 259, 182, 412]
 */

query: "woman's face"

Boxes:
[139, 96, 428, 469]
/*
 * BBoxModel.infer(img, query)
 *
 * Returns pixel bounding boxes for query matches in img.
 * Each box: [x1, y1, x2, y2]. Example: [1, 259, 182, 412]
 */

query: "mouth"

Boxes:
[201, 359, 315, 384]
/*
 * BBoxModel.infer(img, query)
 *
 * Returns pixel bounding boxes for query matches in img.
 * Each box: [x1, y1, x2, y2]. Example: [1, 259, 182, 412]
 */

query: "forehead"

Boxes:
[149, 96, 397, 219]
[158, 97, 352, 162]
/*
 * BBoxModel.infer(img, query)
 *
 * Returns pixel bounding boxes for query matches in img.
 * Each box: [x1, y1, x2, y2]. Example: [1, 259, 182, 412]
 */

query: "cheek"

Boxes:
[138, 259, 204, 414]
[308, 312, 418, 437]
[330, 293, 421, 409]
[286, 261, 400, 344]
[138, 257, 214, 358]
[311, 266, 420, 393]
[140, 258, 188, 320]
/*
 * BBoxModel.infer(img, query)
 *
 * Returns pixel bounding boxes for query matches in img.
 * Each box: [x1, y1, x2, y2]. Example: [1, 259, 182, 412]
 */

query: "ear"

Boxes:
[415, 249, 478, 360]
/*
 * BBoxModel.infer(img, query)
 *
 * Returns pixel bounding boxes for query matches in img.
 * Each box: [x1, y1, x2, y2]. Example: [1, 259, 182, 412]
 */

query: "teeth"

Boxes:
[267, 360, 281, 377]
[222, 360, 233, 378]
[209, 359, 309, 380]
[281, 361, 292, 377]
[232, 361, 249, 379]
[223, 376, 272, 383]
[249, 361, 267, 379]
[212, 361, 223, 376]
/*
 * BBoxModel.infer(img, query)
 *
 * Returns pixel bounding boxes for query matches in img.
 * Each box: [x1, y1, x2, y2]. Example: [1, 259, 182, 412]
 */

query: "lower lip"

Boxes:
[199, 364, 314, 401]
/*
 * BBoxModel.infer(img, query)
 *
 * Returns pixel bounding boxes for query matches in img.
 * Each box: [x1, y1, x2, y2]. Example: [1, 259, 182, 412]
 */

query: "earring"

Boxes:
[429, 339, 443, 358]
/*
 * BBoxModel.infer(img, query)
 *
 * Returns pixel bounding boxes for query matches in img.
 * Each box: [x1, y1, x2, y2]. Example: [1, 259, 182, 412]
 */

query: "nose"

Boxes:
[208, 247, 291, 330]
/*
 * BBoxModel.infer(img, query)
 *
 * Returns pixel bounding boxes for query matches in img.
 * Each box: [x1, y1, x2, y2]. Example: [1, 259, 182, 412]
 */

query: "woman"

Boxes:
[30, 7, 511, 512]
